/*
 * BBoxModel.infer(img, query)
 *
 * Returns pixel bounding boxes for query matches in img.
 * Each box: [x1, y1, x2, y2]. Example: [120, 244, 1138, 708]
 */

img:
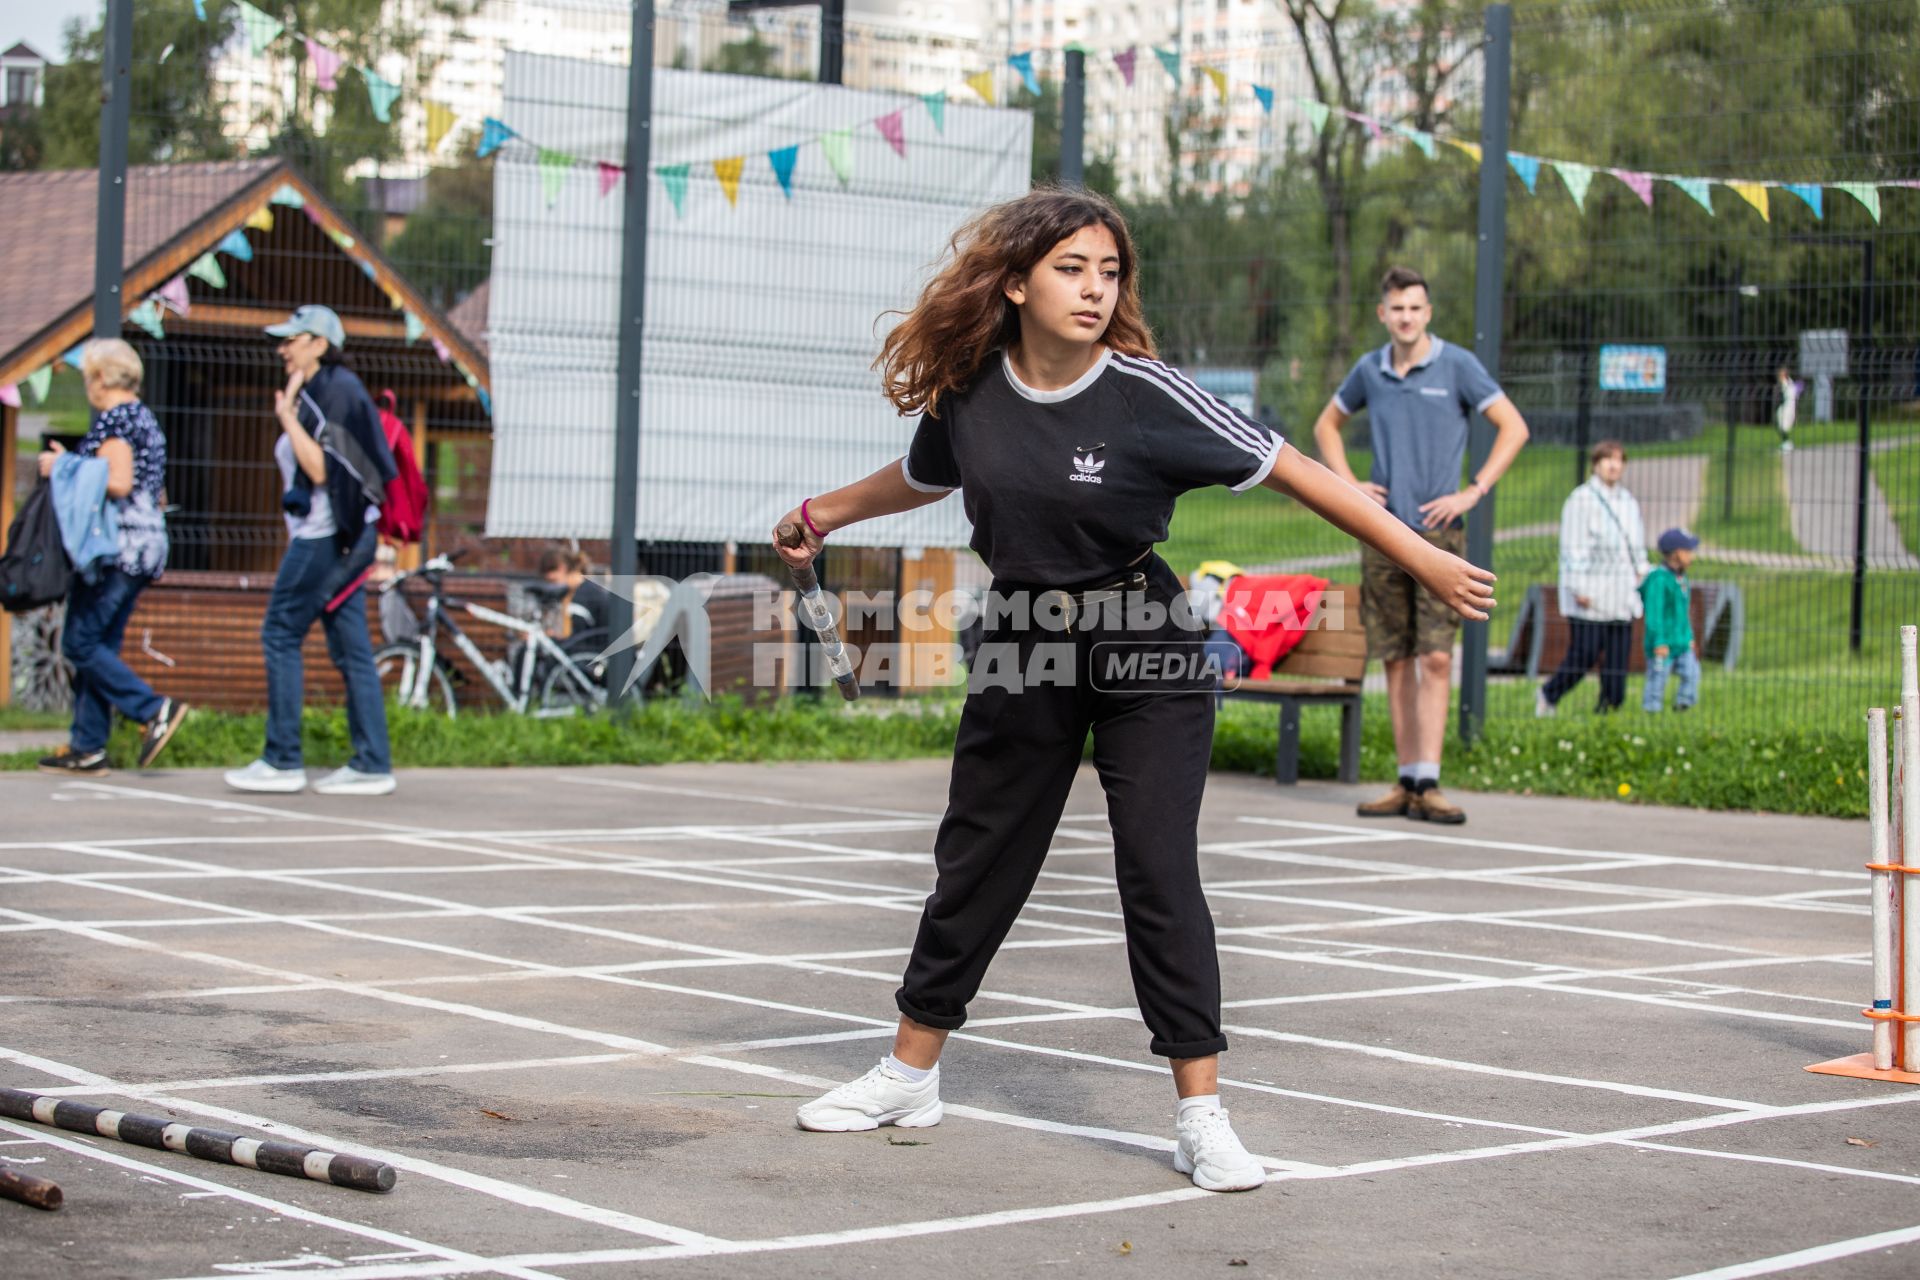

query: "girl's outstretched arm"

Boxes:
[1261, 444, 1497, 621]
[773, 459, 949, 569]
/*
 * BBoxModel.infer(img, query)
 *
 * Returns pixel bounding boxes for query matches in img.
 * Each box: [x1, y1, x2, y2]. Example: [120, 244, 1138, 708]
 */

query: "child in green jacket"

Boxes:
[1641, 528, 1699, 712]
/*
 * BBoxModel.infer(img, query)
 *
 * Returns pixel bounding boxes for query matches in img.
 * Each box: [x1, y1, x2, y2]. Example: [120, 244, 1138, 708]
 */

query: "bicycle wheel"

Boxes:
[374, 643, 458, 717]
[537, 656, 606, 716]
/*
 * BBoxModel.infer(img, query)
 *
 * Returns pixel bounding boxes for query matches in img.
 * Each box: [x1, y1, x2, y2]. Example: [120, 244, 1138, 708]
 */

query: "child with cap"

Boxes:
[1641, 528, 1700, 712]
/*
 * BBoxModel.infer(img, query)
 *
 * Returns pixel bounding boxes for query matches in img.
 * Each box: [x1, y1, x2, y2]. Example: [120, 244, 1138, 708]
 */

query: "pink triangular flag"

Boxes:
[156, 274, 191, 315]
[875, 110, 906, 158]
[597, 161, 624, 197]
[303, 203, 325, 226]
[0, 384, 18, 408]
[1113, 47, 1138, 87]
[1610, 169, 1655, 208]
[306, 38, 343, 92]
[1357, 112, 1386, 143]
[431, 338, 451, 363]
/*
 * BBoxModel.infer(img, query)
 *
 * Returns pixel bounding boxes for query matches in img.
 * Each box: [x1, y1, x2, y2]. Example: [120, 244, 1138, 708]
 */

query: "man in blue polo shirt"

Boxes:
[1311, 266, 1530, 824]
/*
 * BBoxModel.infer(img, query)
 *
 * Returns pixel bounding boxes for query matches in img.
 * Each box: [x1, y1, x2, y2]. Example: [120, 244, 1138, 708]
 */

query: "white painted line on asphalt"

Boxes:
[1660, 1222, 1920, 1279]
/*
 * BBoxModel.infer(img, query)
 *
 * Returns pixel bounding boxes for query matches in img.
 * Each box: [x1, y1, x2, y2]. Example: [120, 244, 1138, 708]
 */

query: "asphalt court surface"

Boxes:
[1, 761, 1915, 1278]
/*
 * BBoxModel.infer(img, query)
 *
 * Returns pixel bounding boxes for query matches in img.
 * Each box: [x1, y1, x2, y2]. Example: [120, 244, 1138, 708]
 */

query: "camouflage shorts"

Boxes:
[1360, 524, 1467, 662]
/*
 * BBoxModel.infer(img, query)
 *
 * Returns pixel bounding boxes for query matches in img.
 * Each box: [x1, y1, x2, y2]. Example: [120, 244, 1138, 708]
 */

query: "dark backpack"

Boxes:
[374, 389, 429, 545]
[0, 483, 73, 613]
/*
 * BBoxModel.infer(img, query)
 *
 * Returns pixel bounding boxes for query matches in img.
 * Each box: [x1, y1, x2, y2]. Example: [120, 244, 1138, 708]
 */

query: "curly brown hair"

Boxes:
[874, 186, 1156, 417]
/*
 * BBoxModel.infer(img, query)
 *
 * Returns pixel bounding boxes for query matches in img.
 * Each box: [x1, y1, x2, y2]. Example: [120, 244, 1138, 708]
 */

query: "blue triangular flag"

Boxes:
[658, 163, 689, 216]
[768, 145, 799, 197]
[359, 260, 377, 281]
[1153, 46, 1180, 84]
[921, 92, 945, 133]
[62, 343, 87, 369]
[1782, 183, 1823, 218]
[404, 311, 424, 344]
[1508, 151, 1541, 194]
[1008, 51, 1039, 97]
[477, 117, 516, 159]
[269, 183, 305, 208]
[193, 0, 206, 18]
[1252, 85, 1274, 114]
[218, 229, 254, 261]
[476, 386, 492, 416]
[361, 67, 401, 123]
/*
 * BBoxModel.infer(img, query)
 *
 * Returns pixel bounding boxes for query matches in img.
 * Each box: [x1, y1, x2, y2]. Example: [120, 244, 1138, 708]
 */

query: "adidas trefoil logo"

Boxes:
[1070, 452, 1106, 485]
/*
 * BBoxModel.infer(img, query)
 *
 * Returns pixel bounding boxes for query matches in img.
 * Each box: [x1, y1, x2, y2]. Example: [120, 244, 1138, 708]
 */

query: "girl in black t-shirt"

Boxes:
[774, 188, 1493, 1191]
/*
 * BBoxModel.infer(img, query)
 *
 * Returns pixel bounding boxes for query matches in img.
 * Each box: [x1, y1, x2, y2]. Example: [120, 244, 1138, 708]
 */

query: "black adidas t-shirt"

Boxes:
[903, 349, 1283, 585]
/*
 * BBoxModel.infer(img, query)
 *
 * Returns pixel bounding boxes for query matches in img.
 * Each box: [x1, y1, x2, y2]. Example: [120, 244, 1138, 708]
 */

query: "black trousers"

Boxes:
[896, 557, 1228, 1060]
[1542, 618, 1633, 711]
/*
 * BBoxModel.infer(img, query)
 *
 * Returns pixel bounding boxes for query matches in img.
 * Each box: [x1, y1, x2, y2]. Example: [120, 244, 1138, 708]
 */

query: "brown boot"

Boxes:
[1356, 782, 1413, 818]
[1411, 784, 1465, 824]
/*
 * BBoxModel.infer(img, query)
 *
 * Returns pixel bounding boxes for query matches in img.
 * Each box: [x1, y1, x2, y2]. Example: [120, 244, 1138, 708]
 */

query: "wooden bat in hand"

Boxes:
[775, 523, 859, 701]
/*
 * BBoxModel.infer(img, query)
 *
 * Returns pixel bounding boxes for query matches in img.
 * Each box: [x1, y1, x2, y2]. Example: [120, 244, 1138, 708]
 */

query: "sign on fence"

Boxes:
[1598, 345, 1667, 393]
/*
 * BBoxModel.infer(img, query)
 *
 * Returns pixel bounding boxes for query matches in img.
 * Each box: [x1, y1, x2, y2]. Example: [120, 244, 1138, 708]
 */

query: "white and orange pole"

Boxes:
[1867, 707, 1896, 1071]
[1899, 626, 1920, 1069]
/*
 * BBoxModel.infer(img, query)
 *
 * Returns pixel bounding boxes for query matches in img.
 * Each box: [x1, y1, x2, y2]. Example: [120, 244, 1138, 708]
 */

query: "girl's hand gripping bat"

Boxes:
[775, 522, 860, 701]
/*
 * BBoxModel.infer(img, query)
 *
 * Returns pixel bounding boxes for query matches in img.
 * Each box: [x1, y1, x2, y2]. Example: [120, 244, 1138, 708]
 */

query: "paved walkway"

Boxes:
[1785, 443, 1919, 571]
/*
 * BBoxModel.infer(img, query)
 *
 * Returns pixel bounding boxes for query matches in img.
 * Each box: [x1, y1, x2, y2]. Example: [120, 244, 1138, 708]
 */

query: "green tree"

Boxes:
[384, 155, 493, 310]
[39, 0, 240, 168]
[1013, 78, 1118, 195]
[704, 29, 811, 80]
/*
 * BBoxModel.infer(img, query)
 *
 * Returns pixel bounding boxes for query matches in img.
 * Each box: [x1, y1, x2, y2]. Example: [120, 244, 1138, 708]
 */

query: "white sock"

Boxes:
[1178, 1094, 1222, 1121]
[883, 1054, 932, 1083]
[1410, 761, 1440, 784]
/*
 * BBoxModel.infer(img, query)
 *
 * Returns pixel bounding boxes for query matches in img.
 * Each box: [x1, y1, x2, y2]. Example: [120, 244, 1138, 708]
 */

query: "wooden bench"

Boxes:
[1219, 582, 1367, 785]
[1490, 580, 1744, 678]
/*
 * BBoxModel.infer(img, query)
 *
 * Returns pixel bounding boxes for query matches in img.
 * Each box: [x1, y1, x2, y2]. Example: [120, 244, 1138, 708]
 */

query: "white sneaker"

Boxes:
[225, 759, 308, 793]
[313, 766, 398, 797]
[1173, 1107, 1267, 1192]
[795, 1061, 943, 1132]
[1534, 687, 1557, 718]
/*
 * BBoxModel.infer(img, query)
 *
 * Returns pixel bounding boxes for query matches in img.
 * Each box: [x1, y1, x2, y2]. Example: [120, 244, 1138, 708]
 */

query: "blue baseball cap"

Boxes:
[1657, 527, 1701, 555]
[265, 304, 346, 348]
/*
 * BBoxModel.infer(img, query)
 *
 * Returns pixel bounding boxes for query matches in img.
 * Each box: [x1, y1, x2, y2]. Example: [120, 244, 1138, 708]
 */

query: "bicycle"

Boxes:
[371, 552, 610, 717]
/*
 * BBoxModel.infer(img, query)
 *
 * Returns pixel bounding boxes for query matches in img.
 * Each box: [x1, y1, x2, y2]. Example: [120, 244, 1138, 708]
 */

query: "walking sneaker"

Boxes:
[1356, 781, 1413, 818]
[1411, 784, 1466, 825]
[1534, 687, 1557, 718]
[224, 759, 309, 793]
[1173, 1108, 1267, 1192]
[313, 766, 398, 797]
[38, 747, 110, 777]
[137, 697, 189, 769]
[795, 1061, 943, 1132]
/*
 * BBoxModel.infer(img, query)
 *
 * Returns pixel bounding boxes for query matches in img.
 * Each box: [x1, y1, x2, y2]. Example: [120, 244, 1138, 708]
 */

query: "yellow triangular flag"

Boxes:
[244, 205, 274, 232]
[1729, 181, 1769, 222]
[1444, 137, 1482, 165]
[426, 100, 457, 153]
[384, 286, 404, 311]
[714, 156, 745, 207]
[966, 69, 995, 105]
[1202, 65, 1228, 103]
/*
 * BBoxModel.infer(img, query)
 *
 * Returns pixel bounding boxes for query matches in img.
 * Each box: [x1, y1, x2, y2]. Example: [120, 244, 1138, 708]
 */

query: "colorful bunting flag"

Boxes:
[269, 183, 304, 208]
[1201, 65, 1229, 104]
[1671, 177, 1714, 214]
[1508, 152, 1541, 194]
[597, 161, 624, 197]
[1729, 180, 1769, 222]
[1394, 124, 1436, 159]
[238, 2, 283, 57]
[155, 275, 191, 315]
[62, 343, 87, 369]
[476, 387, 492, 416]
[1553, 161, 1593, 210]
[1834, 182, 1881, 222]
[1153, 46, 1180, 85]
[302, 203, 324, 226]
[328, 228, 356, 251]
[24, 366, 52, 405]
[359, 259, 377, 281]
[659, 163, 690, 215]
[1358, 113, 1386, 144]
[1252, 85, 1274, 114]
[187, 252, 227, 288]
[477, 117, 515, 159]
[362, 68, 401, 124]
[193, 0, 205, 20]
[426, 101, 458, 154]
[244, 204, 274, 233]
[431, 337, 450, 363]
[876, 110, 906, 158]
[768, 145, 799, 198]
[404, 311, 424, 344]
[1008, 51, 1039, 97]
[307, 38, 343, 92]
[1610, 168, 1654, 207]
[1299, 98, 1330, 134]
[127, 301, 165, 340]
[821, 130, 853, 187]
[921, 92, 946, 134]
[1444, 137, 1482, 164]
[0, 385, 17, 409]
[966, 70, 995, 104]
[1781, 183, 1823, 218]
[537, 149, 572, 206]
[1113, 47, 1138, 87]
[217, 229, 254, 262]
[384, 286, 404, 310]
[714, 156, 745, 207]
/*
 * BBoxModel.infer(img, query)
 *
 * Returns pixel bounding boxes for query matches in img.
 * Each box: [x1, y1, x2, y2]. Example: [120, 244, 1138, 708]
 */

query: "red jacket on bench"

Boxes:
[1218, 573, 1330, 680]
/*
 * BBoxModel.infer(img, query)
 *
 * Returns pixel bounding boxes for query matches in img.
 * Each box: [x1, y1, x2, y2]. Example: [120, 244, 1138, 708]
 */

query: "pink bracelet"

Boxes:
[801, 497, 826, 541]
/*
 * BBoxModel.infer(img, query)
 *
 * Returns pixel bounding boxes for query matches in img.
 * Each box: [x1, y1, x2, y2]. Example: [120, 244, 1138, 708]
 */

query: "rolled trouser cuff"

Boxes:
[1152, 1034, 1228, 1059]
[895, 989, 967, 1032]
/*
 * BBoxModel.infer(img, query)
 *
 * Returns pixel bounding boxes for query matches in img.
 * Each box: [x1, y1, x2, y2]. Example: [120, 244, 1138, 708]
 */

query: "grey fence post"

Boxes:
[607, 0, 658, 705]
[1851, 239, 1874, 654]
[1061, 48, 1085, 187]
[93, 0, 134, 339]
[1460, 2, 1511, 743]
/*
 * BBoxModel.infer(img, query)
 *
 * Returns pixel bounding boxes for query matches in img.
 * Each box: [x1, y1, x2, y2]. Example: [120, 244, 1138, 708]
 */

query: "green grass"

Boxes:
[1873, 446, 1919, 558]
[0, 707, 67, 732]
[1693, 449, 1794, 554]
